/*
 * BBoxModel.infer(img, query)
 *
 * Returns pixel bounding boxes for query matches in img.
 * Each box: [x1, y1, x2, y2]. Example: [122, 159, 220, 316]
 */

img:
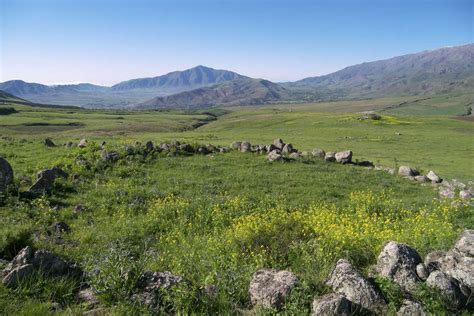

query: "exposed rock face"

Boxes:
[335, 150, 352, 164]
[426, 170, 442, 183]
[312, 148, 326, 158]
[43, 138, 56, 147]
[311, 293, 368, 315]
[426, 271, 470, 310]
[267, 150, 283, 162]
[326, 259, 386, 313]
[397, 299, 426, 315]
[28, 167, 68, 195]
[0, 157, 14, 194]
[249, 269, 298, 310]
[273, 138, 285, 150]
[398, 166, 419, 177]
[376, 241, 422, 292]
[324, 152, 336, 162]
[78, 139, 88, 148]
[240, 141, 252, 153]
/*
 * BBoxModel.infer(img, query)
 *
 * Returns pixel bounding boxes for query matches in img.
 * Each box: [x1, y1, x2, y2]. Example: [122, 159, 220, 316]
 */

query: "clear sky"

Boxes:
[0, 0, 472, 85]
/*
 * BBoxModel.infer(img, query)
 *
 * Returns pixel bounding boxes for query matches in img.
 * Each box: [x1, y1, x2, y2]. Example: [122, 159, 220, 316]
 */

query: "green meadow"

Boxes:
[0, 97, 473, 314]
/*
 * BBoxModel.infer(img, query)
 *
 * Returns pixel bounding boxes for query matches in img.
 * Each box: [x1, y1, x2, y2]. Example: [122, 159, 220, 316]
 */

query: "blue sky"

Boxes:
[0, 0, 472, 85]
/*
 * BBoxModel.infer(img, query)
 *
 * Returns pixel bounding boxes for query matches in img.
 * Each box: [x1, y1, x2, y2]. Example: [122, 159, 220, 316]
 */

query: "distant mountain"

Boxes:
[136, 78, 288, 109]
[112, 65, 247, 92]
[288, 44, 474, 99]
[0, 90, 30, 103]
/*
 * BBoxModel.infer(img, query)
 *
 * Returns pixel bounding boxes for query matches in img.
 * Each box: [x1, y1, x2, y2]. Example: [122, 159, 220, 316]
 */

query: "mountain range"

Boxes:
[1, 44, 473, 109]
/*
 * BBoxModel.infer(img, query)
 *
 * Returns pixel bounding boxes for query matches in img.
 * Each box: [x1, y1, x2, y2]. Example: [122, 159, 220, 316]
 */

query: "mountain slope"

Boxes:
[112, 65, 247, 92]
[289, 44, 474, 99]
[136, 78, 288, 109]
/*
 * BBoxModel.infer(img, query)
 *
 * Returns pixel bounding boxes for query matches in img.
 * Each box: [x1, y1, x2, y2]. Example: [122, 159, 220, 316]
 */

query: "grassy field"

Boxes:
[0, 97, 473, 314]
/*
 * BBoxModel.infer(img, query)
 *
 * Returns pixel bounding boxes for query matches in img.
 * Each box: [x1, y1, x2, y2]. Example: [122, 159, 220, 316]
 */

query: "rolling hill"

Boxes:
[288, 43, 474, 99]
[136, 78, 289, 109]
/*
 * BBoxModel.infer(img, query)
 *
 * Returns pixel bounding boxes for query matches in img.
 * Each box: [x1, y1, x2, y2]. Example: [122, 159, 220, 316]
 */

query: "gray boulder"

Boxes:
[312, 148, 326, 158]
[240, 141, 252, 153]
[426, 170, 442, 183]
[311, 293, 368, 315]
[459, 190, 473, 201]
[266, 144, 278, 153]
[273, 138, 285, 150]
[376, 241, 422, 293]
[326, 259, 386, 313]
[414, 175, 429, 183]
[231, 141, 242, 150]
[282, 143, 295, 154]
[325, 152, 336, 162]
[101, 150, 119, 162]
[2, 264, 34, 288]
[398, 166, 419, 177]
[335, 150, 352, 164]
[416, 263, 429, 281]
[426, 271, 470, 310]
[249, 269, 298, 310]
[145, 141, 154, 152]
[454, 230, 474, 257]
[78, 139, 88, 148]
[29, 167, 68, 195]
[179, 144, 194, 153]
[267, 150, 283, 162]
[289, 152, 302, 159]
[0, 157, 14, 194]
[397, 299, 426, 315]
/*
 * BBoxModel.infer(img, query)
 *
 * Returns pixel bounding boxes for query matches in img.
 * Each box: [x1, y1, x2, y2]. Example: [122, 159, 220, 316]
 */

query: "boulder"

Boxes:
[282, 143, 295, 154]
[43, 138, 56, 147]
[459, 190, 473, 202]
[356, 161, 375, 168]
[289, 152, 302, 159]
[219, 147, 230, 153]
[101, 150, 119, 162]
[312, 148, 326, 158]
[267, 150, 283, 162]
[311, 293, 368, 315]
[240, 142, 252, 153]
[145, 141, 154, 152]
[416, 263, 429, 281]
[266, 144, 278, 153]
[426, 170, 442, 183]
[324, 152, 336, 162]
[447, 256, 474, 290]
[335, 150, 352, 164]
[29, 167, 68, 195]
[231, 141, 242, 150]
[178, 144, 194, 153]
[375, 241, 422, 293]
[249, 269, 298, 310]
[398, 166, 419, 177]
[426, 271, 470, 310]
[439, 187, 455, 199]
[78, 139, 88, 148]
[2, 264, 34, 288]
[50, 221, 70, 234]
[397, 299, 426, 315]
[326, 259, 386, 313]
[273, 138, 285, 150]
[454, 230, 474, 257]
[0, 157, 14, 194]
[414, 175, 429, 183]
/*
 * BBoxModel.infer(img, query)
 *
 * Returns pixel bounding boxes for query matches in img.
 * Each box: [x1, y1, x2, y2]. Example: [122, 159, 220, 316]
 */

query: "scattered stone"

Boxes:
[289, 152, 301, 159]
[326, 259, 386, 313]
[219, 147, 230, 153]
[459, 190, 472, 202]
[454, 230, 474, 258]
[300, 151, 309, 157]
[375, 241, 422, 293]
[179, 143, 194, 153]
[29, 167, 68, 195]
[273, 138, 285, 150]
[282, 143, 295, 154]
[324, 152, 336, 162]
[414, 175, 429, 183]
[51, 221, 70, 234]
[78, 139, 88, 148]
[145, 141, 154, 152]
[77, 287, 100, 307]
[398, 166, 419, 177]
[101, 150, 119, 162]
[356, 161, 375, 168]
[335, 150, 352, 164]
[266, 144, 278, 153]
[2, 264, 34, 288]
[267, 150, 283, 162]
[397, 299, 426, 315]
[43, 138, 56, 147]
[426, 271, 469, 310]
[311, 293, 368, 315]
[426, 170, 442, 183]
[0, 157, 14, 194]
[240, 142, 252, 153]
[231, 141, 242, 150]
[357, 111, 382, 120]
[439, 187, 455, 199]
[249, 269, 298, 310]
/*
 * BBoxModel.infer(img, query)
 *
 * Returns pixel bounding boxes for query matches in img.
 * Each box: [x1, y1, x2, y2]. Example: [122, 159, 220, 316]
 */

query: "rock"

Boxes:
[398, 166, 419, 177]
[439, 187, 455, 199]
[178, 144, 194, 153]
[145, 141, 154, 152]
[74, 204, 86, 213]
[426, 271, 469, 310]
[267, 150, 283, 162]
[0, 157, 14, 194]
[77, 287, 100, 307]
[324, 152, 336, 162]
[65, 141, 73, 148]
[78, 139, 88, 148]
[356, 161, 375, 168]
[416, 263, 429, 281]
[196, 146, 210, 155]
[29, 167, 68, 195]
[51, 221, 70, 234]
[219, 147, 230, 153]
[311, 293, 368, 315]
[240, 142, 252, 153]
[2, 264, 34, 288]
[459, 190, 473, 201]
[300, 151, 309, 157]
[426, 170, 442, 183]
[266, 144, 278, 153]
[312, 148, 326, 158]
[289, 152, 301, 159]
[335, 150, 352, 164]
[326, 259, 386, 313]
[231, 141, 242, 150]
[101, 150, 119, 162]
[273, 138, 285, 150]
[31, 250, 82, 277]
[282, 143, 295, 154]
[376, 241, 422, 293]
[447, 256, 474, 290]
[397, 299, 426, 315]
[43, 138, 56, 147]
[414, 175, 429, 183]
[249, 269, 298, 310]
[454, 230, 474, 258]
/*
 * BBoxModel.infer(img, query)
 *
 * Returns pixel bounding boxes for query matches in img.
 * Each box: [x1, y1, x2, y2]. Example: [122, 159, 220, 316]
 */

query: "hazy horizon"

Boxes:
[1, 0, 472, 85]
